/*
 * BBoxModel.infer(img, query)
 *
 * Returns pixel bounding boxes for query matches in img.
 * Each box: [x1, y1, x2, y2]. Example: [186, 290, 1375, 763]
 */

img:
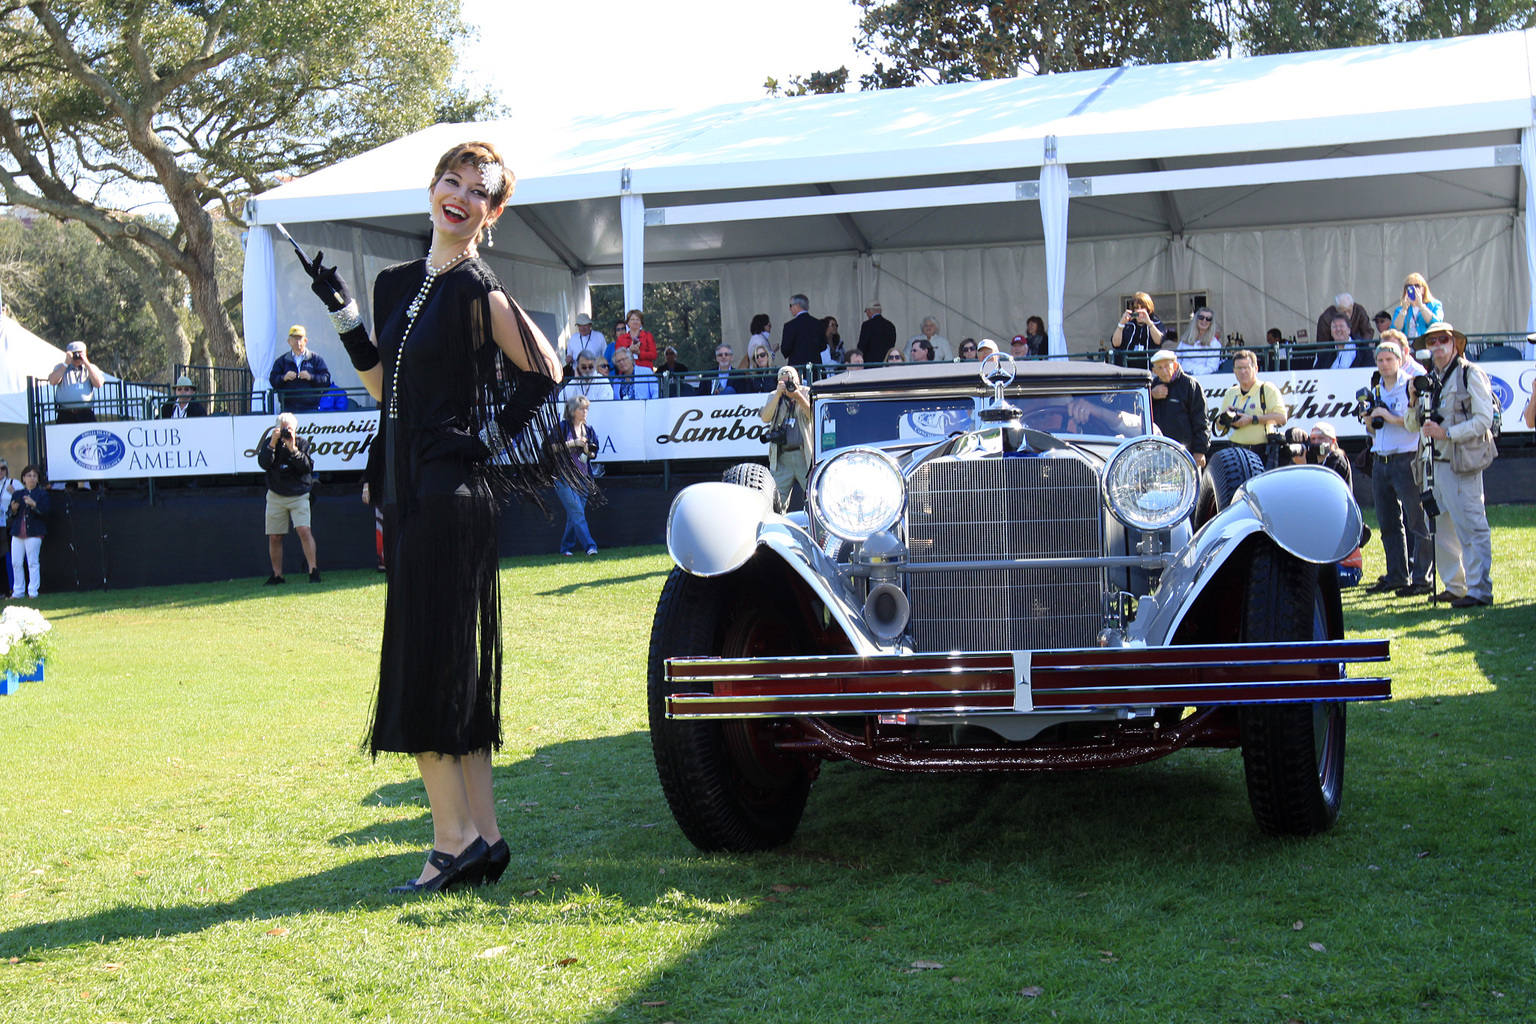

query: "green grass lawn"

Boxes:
[0, 507, 1532, 1023]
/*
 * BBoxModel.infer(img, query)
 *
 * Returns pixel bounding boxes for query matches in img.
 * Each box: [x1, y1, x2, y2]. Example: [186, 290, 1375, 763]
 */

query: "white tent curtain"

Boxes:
[241, 226, 279, 396]
[702, 211, 1521, 362]
[1039, 162, 1069, 357]
[621, 193, 646, 314]
[1524, 127, 1535, 355]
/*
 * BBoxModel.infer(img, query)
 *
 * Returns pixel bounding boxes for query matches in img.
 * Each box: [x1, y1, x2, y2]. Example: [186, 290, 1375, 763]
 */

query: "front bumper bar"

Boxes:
[664, 640, 1390, 719]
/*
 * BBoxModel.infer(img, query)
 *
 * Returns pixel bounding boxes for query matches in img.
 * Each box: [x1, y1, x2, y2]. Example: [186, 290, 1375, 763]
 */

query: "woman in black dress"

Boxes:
[298, 141, 574, 893]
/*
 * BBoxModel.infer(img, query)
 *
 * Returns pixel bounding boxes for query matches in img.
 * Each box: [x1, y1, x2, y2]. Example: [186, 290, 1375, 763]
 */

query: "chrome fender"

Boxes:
[1131, 464, 1360, 646]
[665, 482, 775, 577]
[665, 484, 883, 656]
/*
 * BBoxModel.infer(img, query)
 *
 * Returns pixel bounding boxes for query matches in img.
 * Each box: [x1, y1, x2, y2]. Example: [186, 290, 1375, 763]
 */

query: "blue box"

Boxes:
[17, 660, 43, 683]
[0, 673, 17, 696]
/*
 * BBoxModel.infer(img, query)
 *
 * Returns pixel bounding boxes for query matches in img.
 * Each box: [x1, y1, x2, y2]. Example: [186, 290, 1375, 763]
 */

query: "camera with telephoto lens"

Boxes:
[1410, 373, 1443, 424]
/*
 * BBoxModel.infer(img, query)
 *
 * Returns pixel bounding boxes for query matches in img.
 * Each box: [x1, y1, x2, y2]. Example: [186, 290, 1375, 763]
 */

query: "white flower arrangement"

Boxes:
[0, 606, 55, 678]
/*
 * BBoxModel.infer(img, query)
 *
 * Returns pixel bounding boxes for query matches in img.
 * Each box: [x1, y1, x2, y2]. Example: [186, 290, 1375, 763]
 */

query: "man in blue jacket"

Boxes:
[268, 325, 332, 411]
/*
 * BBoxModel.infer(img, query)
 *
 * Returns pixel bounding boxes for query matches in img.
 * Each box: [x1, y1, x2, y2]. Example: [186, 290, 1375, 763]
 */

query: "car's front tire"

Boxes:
[1237, 540, 1346, 836]
[647, 567, 812, 852]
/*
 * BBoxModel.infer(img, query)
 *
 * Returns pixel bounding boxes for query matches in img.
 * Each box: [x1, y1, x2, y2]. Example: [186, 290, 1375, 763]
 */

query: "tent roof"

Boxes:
[247, 31, 1535, 268]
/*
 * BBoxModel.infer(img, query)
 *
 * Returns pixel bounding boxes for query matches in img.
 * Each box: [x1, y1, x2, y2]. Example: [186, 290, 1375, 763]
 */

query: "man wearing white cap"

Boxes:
[47, 341, 105, 423]
[568, 312, 604, 366]
[1405, 323, 1496, 608]
[1148, 349, 1208, 467]
[159, 376, 208, 419]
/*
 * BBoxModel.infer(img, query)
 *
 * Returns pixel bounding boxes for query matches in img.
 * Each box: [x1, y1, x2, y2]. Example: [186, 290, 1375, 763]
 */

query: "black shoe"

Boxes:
[1450, 595, 1490, 609]
[309, 568, 322, 583]
[1367, 578, 1405, 594]
[484, 838, 510, 884]
[1431, 589, 1461, 603]
[1394, 582, 1433, 597]
[264, 574, 285, 585]
[390, 837, 490, 895]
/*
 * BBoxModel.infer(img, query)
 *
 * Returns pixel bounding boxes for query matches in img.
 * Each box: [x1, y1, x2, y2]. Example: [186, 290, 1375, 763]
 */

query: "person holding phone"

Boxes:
[8, 466, 49, 599]
[1109, 292, 1164, 368]
[1390, 273, 1443, 340]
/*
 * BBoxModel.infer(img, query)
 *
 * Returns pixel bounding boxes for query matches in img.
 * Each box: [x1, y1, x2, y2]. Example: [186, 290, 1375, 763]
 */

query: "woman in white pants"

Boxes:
[7, 465, 48, 599]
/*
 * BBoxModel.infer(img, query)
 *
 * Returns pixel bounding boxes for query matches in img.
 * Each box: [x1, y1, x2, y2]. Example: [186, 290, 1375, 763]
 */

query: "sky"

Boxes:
[457, 0, 873, 122]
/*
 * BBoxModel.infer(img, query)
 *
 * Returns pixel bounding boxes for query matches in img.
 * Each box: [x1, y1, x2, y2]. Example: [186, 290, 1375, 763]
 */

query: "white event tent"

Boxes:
[243, 30, 1536, 392]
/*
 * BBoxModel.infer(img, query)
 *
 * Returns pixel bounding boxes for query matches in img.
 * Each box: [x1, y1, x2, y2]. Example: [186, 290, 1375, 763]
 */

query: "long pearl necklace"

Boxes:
[388, 248, 473, 418]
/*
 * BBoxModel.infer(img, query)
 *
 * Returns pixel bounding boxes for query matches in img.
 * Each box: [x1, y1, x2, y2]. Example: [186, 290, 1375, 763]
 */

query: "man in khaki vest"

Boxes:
[1405, 323, 1496, 608]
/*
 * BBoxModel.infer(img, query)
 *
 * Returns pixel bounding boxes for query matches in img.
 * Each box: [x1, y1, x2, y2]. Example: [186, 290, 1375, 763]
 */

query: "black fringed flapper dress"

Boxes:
[365, 257, 572, 757]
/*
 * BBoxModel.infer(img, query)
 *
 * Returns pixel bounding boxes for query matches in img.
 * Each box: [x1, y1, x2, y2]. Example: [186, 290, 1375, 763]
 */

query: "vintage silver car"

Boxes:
[648, 356, 1390, 851]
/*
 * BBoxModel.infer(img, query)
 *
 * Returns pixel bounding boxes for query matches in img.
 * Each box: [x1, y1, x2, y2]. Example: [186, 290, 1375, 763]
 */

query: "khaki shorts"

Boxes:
[265, 490, 312, 534]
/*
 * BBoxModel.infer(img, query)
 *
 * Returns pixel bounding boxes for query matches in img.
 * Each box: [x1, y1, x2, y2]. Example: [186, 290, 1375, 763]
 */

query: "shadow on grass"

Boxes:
[535, 568, 673, 597]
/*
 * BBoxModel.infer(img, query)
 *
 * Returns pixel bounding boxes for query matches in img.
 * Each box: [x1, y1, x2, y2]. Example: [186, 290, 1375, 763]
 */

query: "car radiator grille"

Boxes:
[906, 456, 1104, 653]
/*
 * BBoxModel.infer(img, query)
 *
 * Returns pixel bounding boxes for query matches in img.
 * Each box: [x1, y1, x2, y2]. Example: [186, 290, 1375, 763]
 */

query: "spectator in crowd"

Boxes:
[614, 309, 657, 369]
[659, 346, 689, 374]
[1390, 272, 1444, 341]
[909, 315, 953, 361]
[1022, 316, 1049, 357]
[1405, 323, 1496, 608]
[1177, 306, 1223, 376]
[760, 364, 812, 510]
[742, 340, 778, 392]
[843, 349, 865, 370]
[908, 338, 934, 362]
[1010, 335, 1031, 360]
[1266, 327, 1284, 353]
[7, 465, 47, 599]
[159, 375, 208, 418]
[857, 301, 896, 363]
[48, 341, 105, 423]
[747, 313, 776, 363]
[1307, 422, 1351, 483]
[821, 316, 844, 364]
[1109, 292, 1164, 367]
[957, 338, 978, 360]
[975, 339, 999, 361]
[1307, 314, 1373, 370]
[780, 293, 823, 365]
[555, 394, 601, 556]
[884, 347, 906, 363]
[1148, 350, 1208, 467]
[257, 412, 319, 585]
[697, 344, 737, 396]
[0, 460, 16, 595]
[594, 354, 610, 377]
[604, 322, 625, 367]
[1373, 310, 1393, 338]
[609, 346, 658, 401]
[1212, 349, 1287, 461]
[561, 349, 612, 403]
[569, 313, 605, 368]
[1315, 292, 1374, 347]
[268, 325, 332, 412]
[1363, 337, 1433, 596]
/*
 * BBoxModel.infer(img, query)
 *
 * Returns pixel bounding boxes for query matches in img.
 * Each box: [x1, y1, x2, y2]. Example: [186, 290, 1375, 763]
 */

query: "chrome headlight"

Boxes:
[1102, 436, 1199, 531]
[808, 447, 906, 541]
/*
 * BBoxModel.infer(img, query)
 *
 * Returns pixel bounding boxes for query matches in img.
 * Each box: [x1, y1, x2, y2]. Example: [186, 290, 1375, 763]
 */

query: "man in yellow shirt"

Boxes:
[1213, 349, 1288, 463]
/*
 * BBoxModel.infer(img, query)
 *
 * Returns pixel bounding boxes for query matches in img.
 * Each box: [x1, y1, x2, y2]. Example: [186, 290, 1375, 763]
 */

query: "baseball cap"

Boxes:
[1011, 335, 1027, 345]
[66, 341, 86, 353]
[288, 324, 306, 337]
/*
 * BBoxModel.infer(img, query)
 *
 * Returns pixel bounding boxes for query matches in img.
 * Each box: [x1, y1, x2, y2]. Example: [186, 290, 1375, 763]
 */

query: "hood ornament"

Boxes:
[976, 352, 1024, 452]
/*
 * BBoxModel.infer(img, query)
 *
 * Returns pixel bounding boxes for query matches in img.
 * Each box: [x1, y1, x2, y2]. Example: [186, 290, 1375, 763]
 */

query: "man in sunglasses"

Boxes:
[1405, 323, 1496, 608]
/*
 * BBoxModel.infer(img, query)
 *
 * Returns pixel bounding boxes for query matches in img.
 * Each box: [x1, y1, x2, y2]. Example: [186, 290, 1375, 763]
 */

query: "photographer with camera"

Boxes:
[1404, 323, 1495, 608]
[46, 341, 105, 424]
[256, 412, 320, 585]
[1211, 349, 1288, 464]
[760, 365, 812, 510]
[1360, 336, 1434, 596]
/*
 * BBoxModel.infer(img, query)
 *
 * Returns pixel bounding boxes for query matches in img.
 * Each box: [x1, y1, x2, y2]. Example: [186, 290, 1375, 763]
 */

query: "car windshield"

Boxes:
[817, 391, 1146, 455]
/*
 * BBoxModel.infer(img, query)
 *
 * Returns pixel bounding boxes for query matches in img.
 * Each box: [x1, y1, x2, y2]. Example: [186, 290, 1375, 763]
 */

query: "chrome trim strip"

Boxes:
[671, 688, 1008, 704]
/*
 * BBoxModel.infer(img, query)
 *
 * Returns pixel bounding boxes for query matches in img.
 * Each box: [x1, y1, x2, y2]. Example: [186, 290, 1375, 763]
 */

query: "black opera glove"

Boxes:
[479, 371, 560, 455]
[338, 324, 379, 373]
[295, 247, 354, 314]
